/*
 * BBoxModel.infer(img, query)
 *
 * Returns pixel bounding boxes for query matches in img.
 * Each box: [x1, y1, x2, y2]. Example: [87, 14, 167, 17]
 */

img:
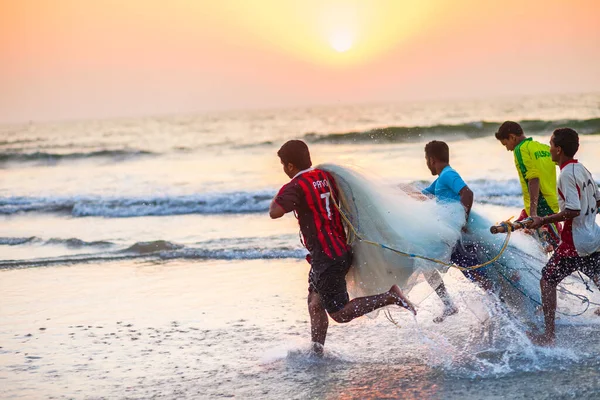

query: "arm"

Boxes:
[269, 199, 286, 219]
[269, 182, 299, 219]
[517, 144, 541, 216]
[459, 186, 474, 221]
[527, 178, 540, 217]
[530, 209, 580, 229]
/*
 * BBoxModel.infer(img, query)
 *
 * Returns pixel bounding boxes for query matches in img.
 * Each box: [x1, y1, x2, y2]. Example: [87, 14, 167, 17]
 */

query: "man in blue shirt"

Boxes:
[421, 141, 494, 292]
[417, 141, 494, 319]
[422, 142, 473, 205]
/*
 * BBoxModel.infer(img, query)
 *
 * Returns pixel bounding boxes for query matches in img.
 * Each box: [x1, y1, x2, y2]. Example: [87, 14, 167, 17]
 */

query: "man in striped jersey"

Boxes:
[527, 128, 600, 346]
[495, 121, 561, 250]
[269, 140, 416, 353]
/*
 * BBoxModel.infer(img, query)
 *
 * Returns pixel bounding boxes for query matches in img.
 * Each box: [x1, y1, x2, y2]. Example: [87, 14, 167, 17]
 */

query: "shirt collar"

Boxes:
[514, 137, 532, 151]
[559, 159, 578, 170]
[292, 167, 314, 180]
[438, 165, 452, 175]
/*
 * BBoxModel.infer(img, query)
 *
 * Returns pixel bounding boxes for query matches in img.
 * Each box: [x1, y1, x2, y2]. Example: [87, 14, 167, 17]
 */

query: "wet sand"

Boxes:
[2, 259, 600, 399]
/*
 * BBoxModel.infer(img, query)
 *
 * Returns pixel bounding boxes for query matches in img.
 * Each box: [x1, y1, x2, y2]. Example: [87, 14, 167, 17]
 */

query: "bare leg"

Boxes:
[329, 285, 415, 324]
[424, 270, 458, 323]
[527, 277, 557, 346]
[307, 291, 328, 354]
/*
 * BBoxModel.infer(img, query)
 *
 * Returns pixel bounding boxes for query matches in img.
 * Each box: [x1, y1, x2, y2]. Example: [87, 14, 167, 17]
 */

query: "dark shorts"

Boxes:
[542, 251, 600, 286]
[308, 252, 352, 314]
[451, 242, 489, 282]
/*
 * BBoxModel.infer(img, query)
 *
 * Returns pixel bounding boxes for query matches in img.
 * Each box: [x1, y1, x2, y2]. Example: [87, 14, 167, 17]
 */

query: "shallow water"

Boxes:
[1, 260, 600, 399]
[2, 94, 600, 398]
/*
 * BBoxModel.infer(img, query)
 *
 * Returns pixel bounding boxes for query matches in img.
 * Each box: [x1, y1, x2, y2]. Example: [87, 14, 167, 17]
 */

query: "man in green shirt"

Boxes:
[495, 121, 561, 248]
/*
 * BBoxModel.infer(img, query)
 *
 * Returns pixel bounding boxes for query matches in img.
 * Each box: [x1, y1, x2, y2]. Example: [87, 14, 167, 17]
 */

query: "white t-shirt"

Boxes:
[557, 160, 600, 257]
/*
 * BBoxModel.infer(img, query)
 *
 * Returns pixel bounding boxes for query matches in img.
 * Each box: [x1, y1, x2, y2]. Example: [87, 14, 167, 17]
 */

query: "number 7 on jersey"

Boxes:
[320, 192, 332, 219]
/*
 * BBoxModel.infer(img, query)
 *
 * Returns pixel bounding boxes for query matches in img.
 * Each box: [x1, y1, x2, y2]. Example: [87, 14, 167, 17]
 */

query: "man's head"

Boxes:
[277, 140, 312, 178]
[495, 121, 525, 151]
[550, 128, 579, 164]
[424, 140, 449, 175]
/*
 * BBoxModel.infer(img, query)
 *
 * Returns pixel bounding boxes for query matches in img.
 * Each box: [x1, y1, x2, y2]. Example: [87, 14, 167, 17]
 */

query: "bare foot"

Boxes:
[311, 342, 324, 357]
[526, 330, 555, 346]
[433, 305, 459, 323]
[390, 285, 416, 315]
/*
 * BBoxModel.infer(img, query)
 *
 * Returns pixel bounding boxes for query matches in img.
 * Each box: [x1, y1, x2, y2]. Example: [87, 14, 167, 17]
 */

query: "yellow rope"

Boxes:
[329, 187, 512, 272]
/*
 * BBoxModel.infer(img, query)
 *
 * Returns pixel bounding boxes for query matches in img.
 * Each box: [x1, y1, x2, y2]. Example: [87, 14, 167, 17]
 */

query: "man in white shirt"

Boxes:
[528, 128, 600, 346]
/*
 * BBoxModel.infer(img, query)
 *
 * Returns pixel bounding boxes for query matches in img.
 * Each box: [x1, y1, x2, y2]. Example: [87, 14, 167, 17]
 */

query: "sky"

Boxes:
[1, 0, 599, 123]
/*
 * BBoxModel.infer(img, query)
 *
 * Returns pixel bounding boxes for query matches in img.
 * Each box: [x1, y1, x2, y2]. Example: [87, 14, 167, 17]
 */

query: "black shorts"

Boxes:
[542, 251, 600, 286]
[308, 252, 352, 314]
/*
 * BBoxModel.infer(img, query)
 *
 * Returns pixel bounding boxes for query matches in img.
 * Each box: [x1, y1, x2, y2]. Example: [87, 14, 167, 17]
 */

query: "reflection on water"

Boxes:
[325, 364, 440, 400]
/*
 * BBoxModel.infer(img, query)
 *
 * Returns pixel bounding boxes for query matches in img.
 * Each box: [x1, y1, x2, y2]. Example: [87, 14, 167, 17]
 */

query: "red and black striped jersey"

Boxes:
[274, 168, 350, 263]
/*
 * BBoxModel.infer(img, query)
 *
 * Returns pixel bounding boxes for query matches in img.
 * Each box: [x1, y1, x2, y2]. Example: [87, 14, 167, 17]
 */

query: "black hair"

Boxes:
[277, 140, 312, 170]
[424, 140, 449, 163]
[553, 128, 579, 157]
[495, 121, 524, 140]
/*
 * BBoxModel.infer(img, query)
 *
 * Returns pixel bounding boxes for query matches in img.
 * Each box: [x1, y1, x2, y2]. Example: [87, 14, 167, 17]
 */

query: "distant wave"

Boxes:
[305, 118, 600, 144]
[122, 240, 183, 254]
[0, 191, 274, 217]
[45, 238, 114, 248]
[2, 180, 598, 217]
[0, 239, 306, 269]
[0, 236, 114, 248]
[0, 138, 40, 147]
[0, 149, 155, 164]
[121, 239, 305, 260]
[0, 236, 37, 245]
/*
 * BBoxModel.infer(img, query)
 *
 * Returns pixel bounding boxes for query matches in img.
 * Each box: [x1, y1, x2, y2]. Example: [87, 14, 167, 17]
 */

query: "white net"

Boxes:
[320, 163, 552, 321]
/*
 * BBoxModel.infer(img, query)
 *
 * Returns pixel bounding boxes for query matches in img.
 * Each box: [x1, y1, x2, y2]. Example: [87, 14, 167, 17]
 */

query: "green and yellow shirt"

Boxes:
[513, 137, 559, 216]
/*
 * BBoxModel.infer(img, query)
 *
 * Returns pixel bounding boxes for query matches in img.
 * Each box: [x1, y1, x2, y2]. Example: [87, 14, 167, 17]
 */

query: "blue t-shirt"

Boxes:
[422, 165, 467, 203]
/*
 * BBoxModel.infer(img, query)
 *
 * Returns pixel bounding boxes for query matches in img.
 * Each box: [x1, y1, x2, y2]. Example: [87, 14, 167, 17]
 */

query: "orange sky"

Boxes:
[1, 0, 599, 123]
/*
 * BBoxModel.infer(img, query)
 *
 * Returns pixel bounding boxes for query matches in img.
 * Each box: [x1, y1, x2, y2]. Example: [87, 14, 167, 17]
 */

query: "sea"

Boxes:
[1, 93, 600, 399]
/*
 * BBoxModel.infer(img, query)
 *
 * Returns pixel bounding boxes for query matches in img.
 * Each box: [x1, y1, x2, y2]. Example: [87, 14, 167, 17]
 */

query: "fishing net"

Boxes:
[320, 163, 553, 321]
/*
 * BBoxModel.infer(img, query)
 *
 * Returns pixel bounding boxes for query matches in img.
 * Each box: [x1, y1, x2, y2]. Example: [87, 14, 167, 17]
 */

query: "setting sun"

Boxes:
[222, 0, 436, 67]
[329, 31, 354, 52]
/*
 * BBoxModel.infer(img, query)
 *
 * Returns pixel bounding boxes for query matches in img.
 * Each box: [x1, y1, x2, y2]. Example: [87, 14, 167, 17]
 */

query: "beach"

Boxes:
[2, 259, 600, 399]
[2, 93, 600, 399]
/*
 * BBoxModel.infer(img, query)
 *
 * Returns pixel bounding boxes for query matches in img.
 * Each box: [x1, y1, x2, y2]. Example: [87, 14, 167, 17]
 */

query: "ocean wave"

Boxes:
[0, 149, 155, 164]
[2, 179, 598, 217]
[0, 236, 37, 245]
[0, 241, 306, 269]
[122, 240, 183, 254]
[45, 238, 114, 248]
[0, 138, 41, 147]
[0, 191, 274, 217]
[305, 118, 600, 144]
[0, 236, 114, 248]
